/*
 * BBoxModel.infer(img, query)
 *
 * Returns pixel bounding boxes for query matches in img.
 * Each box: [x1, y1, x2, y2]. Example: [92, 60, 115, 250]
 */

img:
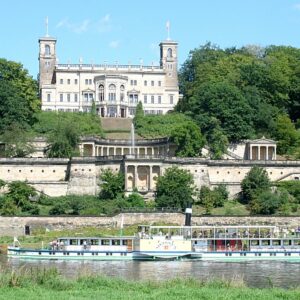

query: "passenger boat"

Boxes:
[7, 224, 300, 261]
[7, 209, 300, 261]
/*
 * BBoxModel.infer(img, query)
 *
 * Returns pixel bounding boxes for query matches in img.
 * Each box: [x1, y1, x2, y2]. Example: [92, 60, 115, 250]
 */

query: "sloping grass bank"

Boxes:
[0, 267, 299, 300]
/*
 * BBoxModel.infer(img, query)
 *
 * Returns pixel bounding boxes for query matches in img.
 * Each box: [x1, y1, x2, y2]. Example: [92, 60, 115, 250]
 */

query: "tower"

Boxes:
[159, 40, 178, 89]
[38, 36, 57, 90]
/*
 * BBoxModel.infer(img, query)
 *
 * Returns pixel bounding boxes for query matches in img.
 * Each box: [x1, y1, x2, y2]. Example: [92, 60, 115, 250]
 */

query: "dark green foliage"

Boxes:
[0, 123, 34, 157]
[178, 43, 300, 157]
[276, 181, 300, 204]
[155, 167, 195, 208]
[134, 101, 144, 121]
[0, 58, 39, 133]
[0, 181, 39, 215]
[49, 202, 67, 215]
[134, 112, 204, 157]
[198, 185, 229, 214]
[126, 193, 145, 207]
[46, 120, 80, 158]
[241, 166, 271, 204]
[99, 169, 125, 200]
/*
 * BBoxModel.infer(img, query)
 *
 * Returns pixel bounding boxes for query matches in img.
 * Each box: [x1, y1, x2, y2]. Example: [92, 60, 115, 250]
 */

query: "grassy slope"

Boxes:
[0, 275, 299, 300]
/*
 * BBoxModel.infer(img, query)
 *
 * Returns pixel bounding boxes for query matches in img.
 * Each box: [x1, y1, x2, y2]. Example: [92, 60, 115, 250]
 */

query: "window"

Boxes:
[158, 95, 161, 104]
[89, 79, 92, 85]
[45, 44, 50, 55]
[144, 80, 147, 86]
[167, 48, 173, 58]
[60, 79, 63, 84]
[60, 94, 63, 102]
[134, 94, 138, 103]
[85, 79, 88, 85]
[74, 93, 78, 102]
[47, 94, 51, 102]
[74, 79, 78, 85]
[130, 80, 134, 85]
[101, 239, 110, 245]
[120, 85, 125, 102]
[67, 94, 70, 102]
[144, 95, 147, 104]
[158, 81, 161, 86]
[99, 85, 104, 102]
[169, 95, 174, 104]
[108, 84, 116, 101]
[151, 80, 154, 86]
[151, 95, 154, 104]
[129, 108, 136, 115]
[45, 61, 50, 68]
[67, 79, 70, 85]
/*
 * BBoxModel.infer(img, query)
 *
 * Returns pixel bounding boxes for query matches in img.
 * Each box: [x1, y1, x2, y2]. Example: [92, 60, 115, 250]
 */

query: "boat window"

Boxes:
[90, 239, 99, 245]
[101, 239, 110, 245]
[122, 240, 128, 246]
[283, 240, 292, 246]
[294, 240, 300, 246]
[59, 239, 68, 246]
[262, 240, 270, 246]
[70, 239, 78, 245]
[250, 240, 259, 246]
[112, 240, 121, 246]
[272, 240, 281, 246]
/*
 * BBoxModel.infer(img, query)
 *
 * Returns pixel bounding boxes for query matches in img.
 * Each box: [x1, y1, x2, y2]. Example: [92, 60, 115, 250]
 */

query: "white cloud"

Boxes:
[294, 3, 300, 10]
[96, 14, 112, 33]
[109, 40, 120, 48]
[55, 18, 90, 34]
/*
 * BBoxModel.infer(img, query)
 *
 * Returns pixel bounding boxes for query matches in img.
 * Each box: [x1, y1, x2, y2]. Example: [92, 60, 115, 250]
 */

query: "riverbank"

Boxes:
[0, 267, 299, 300]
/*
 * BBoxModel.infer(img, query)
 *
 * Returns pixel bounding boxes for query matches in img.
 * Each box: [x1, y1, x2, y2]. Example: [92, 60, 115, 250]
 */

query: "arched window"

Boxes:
[120, 85, 125, 102]
[45, 44, 50, 55]
[167, 48, 172, 58]
[108, 84, 116, 101]
[98, 85, 104, 102]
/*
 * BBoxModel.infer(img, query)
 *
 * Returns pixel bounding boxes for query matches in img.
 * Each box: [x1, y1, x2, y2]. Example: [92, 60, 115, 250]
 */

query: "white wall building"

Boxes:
[38, 35, 179, 118]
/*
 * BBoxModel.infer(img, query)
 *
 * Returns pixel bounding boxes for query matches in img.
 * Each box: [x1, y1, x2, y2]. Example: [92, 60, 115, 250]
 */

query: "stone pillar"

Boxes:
[79, 144, 84, 156]
[149, 166, 153, 190]
[92, 145, 95, 156]
[134, 165, 138, 190]
[249, 145, 252, 160]
[258, 146, 261, 160]
[124, 165, 128, 190]
[274, 145, 277, 160]
[266, 146, 269, 160]
[100, 147, 103, 156]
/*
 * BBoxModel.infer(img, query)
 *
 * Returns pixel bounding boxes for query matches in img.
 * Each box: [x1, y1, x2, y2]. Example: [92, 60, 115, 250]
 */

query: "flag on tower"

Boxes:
[166, 21, 170, 40]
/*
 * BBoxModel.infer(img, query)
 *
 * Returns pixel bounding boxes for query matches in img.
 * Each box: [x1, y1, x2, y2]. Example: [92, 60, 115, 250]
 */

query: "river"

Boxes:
[1, 255, 300, 288]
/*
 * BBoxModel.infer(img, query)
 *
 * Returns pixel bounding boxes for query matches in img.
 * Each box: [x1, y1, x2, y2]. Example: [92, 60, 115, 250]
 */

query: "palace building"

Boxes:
[38, 33, 179, 117]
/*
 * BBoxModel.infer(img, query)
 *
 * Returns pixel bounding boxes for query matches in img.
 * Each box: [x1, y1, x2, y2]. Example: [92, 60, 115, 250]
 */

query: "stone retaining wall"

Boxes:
[1, 214, 300, 236]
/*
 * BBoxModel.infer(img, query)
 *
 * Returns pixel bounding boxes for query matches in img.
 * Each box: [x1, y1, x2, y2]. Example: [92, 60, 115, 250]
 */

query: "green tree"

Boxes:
[46, 119, 80, 158]
[0, 58, 39, 133]
[273, 114, 300, 155]
[171, 121, 204, 157]
[0, 123, 34, 157]
[126, 193, 145, 207]
[198, 186, 214, 214]
[1, 181, 39, 215]
[241, 166, 271, 204]
[134, 101, 144, 126]
[155, 166, 195, 208]
[99, 169, 125, 200]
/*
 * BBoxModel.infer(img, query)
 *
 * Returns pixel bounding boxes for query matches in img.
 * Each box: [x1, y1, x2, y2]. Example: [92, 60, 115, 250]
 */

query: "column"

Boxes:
[134, 165, 138, 190]
[258, 146, 261, 160]
[92, 145, 95, 156]
[100, 147, 103, 156]
[266, 146, 269, 160]
[274, 145, 277, 160]
[249, 145, 252, 160]
[149, 166, 153, 190]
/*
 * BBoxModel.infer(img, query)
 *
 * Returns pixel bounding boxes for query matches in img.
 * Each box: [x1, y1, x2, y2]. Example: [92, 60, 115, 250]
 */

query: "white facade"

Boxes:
[39, 36, 179, 118]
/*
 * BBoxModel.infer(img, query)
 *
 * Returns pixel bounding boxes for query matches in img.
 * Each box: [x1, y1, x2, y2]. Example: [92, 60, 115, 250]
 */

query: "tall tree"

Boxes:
[0, 58, 39, 133]
[155, 166, 195, 208]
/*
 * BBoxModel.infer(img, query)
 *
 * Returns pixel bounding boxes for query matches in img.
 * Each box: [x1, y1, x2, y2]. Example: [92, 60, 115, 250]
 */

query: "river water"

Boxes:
[1, 255, 300, 288]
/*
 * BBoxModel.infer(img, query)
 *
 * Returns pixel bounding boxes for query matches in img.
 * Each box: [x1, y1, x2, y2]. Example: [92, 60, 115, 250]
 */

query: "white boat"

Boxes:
[7, 224, 300, 261]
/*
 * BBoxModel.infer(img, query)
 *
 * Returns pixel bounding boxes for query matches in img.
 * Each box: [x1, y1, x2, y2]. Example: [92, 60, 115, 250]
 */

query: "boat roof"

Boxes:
[139, 225, 277, 229]
[58, 236, 134, 240]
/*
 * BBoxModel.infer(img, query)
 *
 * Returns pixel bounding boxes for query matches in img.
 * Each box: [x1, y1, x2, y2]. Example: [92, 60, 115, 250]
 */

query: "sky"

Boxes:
[2, 0, 300, 78]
